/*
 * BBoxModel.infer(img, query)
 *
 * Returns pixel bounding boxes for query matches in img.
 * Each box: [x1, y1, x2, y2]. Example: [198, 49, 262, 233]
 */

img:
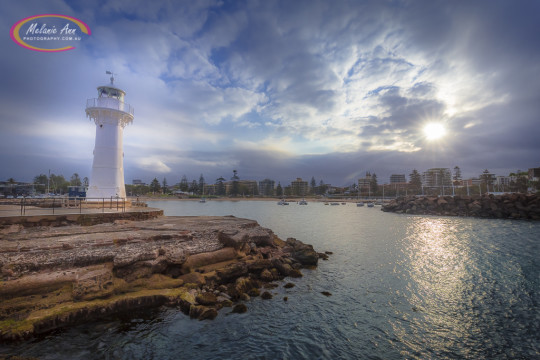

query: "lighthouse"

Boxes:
[85, 71, 134, 200]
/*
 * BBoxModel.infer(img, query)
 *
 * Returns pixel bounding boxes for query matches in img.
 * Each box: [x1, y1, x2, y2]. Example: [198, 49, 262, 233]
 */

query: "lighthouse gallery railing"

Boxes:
[86, 98, 134, 116]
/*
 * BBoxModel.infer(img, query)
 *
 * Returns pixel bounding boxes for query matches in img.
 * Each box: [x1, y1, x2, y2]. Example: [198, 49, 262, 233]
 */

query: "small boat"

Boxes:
[341, 202, 346, 205]
[367, 202, 375, 207]
[356, 202, 364, 207]
[277, 199, 289, 205]
[330, 202, 340, 206]
[199, 197, 206, 203]
[324, 202, 329, 205]
[298, 198, 308, 205]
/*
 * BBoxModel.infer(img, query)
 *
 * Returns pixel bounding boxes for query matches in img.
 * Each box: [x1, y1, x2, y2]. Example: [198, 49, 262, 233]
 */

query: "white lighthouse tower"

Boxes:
[85, 71, 134, 200]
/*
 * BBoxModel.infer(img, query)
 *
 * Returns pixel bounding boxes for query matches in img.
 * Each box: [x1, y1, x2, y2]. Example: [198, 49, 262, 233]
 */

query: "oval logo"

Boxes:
[10, 14, 91, 52]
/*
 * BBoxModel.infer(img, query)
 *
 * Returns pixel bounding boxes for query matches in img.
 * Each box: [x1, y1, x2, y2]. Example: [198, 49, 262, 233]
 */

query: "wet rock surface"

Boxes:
[382, 193, 540, 220]
[0, 215, 325, 341]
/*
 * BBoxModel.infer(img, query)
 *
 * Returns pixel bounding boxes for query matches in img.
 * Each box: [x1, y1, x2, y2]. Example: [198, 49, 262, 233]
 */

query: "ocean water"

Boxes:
[2, 200, 539, 359]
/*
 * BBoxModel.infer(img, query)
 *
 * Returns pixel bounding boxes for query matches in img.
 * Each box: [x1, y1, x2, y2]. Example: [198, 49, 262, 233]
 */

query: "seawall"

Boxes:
[381, 193, 540, 220]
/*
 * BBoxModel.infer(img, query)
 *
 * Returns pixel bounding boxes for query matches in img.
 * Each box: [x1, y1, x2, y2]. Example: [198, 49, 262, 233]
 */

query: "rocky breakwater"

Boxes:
[0, 216, 327, 341]
[382, 193, 540, 220]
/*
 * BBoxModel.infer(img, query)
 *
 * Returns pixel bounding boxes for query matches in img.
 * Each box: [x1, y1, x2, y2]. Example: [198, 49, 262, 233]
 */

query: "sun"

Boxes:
[423, 122, 446, 141]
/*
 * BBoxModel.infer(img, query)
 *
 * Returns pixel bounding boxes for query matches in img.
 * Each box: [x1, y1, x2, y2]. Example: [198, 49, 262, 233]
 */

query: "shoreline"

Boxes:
[0, 213, 328, 341]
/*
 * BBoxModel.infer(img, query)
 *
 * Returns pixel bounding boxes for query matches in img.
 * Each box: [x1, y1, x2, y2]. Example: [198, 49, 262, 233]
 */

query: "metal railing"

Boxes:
[0, 197, 127, 216]
[86, 98, 134, 116]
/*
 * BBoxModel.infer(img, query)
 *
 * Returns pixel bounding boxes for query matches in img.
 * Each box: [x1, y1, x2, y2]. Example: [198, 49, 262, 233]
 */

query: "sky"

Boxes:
[1, 0, 539, 187]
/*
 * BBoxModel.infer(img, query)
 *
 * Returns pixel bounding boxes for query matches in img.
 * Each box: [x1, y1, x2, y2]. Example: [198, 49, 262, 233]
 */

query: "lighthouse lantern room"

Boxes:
[85, 71, 134, 200]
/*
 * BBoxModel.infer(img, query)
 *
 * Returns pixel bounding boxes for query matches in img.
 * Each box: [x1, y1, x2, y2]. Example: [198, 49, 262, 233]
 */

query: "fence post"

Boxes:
[52, 198, 55, 214]
[102, 198, 105, 213]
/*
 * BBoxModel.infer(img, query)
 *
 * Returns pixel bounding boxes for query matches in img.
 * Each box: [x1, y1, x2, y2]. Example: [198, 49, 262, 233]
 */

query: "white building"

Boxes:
[85, 72, 134, 199]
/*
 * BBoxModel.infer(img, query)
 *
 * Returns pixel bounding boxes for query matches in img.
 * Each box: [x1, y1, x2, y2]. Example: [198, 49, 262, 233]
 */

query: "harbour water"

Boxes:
[2, 200, 539, 359]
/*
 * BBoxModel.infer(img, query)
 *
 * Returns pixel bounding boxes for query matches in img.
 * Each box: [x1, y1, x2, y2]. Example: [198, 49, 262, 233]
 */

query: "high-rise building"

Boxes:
[258, 179, 275, 196]
[422, 168, 452, 187]
[290, 178, 309, 196]
[390, 174, 406, 184]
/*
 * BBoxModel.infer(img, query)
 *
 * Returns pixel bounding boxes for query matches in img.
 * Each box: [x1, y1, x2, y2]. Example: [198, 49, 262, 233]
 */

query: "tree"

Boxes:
[310, 177, 317, 194]
[49, 174, 69, 194]
[179, 175, 188, 192]
[230, 170, 240, 196]
[33, 174, 48, 193]
[370, 173, 378, 195]
[198, 174, 205, 195]
[453, 166, 462, 183]
[70, 173, 82, 186]
[162, 177, 168, 193]
[150, 178, 161, 194]
[318, 180, 328, 195]
[480, 169, 495, 193]
[215, 176, 226, 196]
[83, 177, 89, 187]
[189, 180, 199, 194]
[409, 169, 422, 194]
[276, 182, 283, 197]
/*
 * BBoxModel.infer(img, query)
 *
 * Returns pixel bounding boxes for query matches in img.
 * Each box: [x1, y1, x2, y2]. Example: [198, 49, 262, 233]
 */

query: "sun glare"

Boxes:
[423, 122, 446, 141]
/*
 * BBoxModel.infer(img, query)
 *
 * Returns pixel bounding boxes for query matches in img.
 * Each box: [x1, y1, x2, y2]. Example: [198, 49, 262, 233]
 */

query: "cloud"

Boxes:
[1, 0, 539, 186]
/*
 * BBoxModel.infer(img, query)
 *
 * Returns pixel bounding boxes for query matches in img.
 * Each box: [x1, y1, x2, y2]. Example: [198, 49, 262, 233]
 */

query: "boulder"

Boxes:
[260, 268, 274, 282]
[286, 238, 319, 266]
[196, 292, 218, 306]
[189, 305, 218, 320]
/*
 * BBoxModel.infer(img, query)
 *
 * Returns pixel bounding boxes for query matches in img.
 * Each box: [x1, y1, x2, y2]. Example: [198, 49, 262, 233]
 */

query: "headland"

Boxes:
[0, 209, 326, 341]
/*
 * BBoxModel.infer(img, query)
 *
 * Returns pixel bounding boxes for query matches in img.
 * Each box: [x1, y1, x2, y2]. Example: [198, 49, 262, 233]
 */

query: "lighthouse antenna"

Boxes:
[105, 70, 116, 85]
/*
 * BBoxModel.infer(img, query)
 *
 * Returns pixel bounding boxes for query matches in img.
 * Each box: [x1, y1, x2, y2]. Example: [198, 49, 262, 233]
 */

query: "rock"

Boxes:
[163, 248, 187, 265]
[178, 272, 206, 287]
[216, 262, 248, 283]
[189, 305, 218, 320]
[196, 292, 218, 306]
[260, 268, 274, 282]
[318, 252, 329, 260]
[286, 238, 319, 266]
[231, 304, 247, 314]
[273, 259, 293, 276]
[321, 291, 332, 296]
[288, 269, 303, 278]
[283, 297, 288, 301]
[283, 282, 295, 289]
[0, 215, 323, 340]
[218, 230, 246, 249]
[235, 277, 259, 294]
[261, 291, 273, 300]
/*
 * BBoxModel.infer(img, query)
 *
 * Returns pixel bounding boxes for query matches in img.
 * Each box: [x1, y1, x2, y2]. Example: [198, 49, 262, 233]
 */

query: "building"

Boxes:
[290, 178, 309, 196]
[358, 173, 372, 190]
[529, 167, 540, 182]
[86, 72, 134, 199]
[258, 179, 275, 196]
[224, 180, 258, 196]
[389, 174, 406, 184]
[422, 168, 452, 187]
[132, 179, 146, 186]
